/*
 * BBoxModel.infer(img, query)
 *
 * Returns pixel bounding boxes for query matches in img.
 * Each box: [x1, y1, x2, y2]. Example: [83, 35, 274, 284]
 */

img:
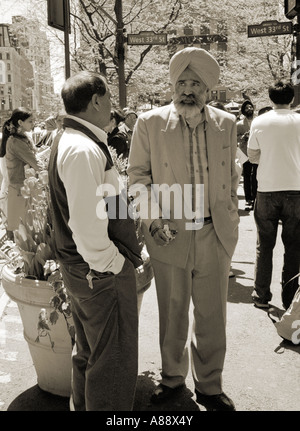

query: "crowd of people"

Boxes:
[0, 46, 299, 412]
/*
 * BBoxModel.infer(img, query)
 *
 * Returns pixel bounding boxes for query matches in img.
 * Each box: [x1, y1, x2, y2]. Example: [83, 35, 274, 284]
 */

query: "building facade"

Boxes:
[0, 23, 34, 124]
[0, 15, 57, 126]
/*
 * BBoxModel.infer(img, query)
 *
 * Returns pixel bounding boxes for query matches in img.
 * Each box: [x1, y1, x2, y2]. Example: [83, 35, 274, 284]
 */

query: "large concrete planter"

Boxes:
[2, 252, 153, 397]
[2, 264, 72, 397]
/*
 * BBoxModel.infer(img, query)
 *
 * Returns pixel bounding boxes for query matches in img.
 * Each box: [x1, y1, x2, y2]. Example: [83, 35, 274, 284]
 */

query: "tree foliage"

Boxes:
[8, 0, 296, 110]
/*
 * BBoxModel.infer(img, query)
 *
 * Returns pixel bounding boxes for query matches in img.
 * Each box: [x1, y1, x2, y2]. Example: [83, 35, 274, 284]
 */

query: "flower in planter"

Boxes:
[0, 163, 75, 347]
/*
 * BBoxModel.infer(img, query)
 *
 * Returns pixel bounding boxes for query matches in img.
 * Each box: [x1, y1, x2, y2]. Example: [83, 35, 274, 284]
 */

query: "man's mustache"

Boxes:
[179, 95, 197, 104]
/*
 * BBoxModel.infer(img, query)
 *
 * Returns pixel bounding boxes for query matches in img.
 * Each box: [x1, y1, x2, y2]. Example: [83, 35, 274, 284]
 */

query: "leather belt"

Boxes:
[192, 216, 212, 225]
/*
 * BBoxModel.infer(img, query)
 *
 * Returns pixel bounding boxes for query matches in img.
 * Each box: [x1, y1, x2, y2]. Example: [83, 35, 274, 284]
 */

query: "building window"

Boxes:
[219, 90, 226, 102]
[218, 42, 227, 53]
[217, 21, 228, 36]
[184, 26, 194, 36]
[0, 60, 5, 84]
[6, 53, 10, 60]
[8, 74, 11, 82]
[200, 24, 210, 35]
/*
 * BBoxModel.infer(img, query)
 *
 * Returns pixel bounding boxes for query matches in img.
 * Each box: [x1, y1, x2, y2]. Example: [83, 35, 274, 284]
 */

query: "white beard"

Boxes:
[174, 102, 203, 127]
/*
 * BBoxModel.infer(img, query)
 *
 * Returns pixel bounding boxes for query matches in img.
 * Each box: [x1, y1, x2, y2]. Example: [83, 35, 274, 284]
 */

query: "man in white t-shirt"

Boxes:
[248, 80, 300, 310]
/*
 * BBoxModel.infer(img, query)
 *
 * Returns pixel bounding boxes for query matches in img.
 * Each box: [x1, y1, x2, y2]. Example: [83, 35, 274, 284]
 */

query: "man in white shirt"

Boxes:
[48, 71, 142, 411]
[248, 80, 300, 310]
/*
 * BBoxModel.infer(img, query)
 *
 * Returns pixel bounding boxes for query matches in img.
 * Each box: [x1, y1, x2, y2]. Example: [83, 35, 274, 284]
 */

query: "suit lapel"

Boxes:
[205, 105, 225, 209]
[162, 105, 190, 187]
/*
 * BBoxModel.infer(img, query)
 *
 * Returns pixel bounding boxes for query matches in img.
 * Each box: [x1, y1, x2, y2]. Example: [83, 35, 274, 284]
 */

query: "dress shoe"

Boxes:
[195, 389, 236, 411]
[245, 201, 253, 211]
[150, 383, 185, 404]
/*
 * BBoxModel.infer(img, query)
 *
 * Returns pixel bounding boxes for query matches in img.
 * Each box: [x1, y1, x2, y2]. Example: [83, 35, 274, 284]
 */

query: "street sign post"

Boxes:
[248, 20, 293, 37]
[127, 31, 167, 45]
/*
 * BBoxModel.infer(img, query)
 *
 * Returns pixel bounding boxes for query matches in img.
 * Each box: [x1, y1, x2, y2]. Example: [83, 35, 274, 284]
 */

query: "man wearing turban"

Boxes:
[128, 47, 239, 411]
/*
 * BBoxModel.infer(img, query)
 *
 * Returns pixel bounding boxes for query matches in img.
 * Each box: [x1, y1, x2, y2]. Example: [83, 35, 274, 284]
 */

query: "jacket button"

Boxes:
[164, 162, 168, 167]
[222, 161, 225, 166]
[222, 184, 226, 189]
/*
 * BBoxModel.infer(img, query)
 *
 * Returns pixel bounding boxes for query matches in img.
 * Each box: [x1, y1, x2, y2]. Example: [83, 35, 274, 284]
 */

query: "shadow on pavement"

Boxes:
[274, 340, 300, 355]
[227, 270, 253, 304]
[133, 371, 200, 411]
[238, 209, 252, 218]
[7, 385, 69, 411]
[7, 372, 200, 411]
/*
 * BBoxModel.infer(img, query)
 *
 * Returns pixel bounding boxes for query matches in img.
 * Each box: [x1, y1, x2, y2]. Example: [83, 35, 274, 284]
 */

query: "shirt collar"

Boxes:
[65, 114, 108, 143]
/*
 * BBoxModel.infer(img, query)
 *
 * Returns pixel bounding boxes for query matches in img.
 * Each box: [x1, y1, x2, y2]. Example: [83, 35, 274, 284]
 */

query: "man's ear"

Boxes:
[92, 93, 100, 111]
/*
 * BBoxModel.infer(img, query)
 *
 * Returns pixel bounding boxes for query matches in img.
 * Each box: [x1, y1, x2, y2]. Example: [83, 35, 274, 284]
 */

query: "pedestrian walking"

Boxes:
[128, 47, 239, 411]
[48, 71, 142, 411]
[248, 80, 300, 310]
[0, 107, 43, 240]
[237, 100, 257, 210]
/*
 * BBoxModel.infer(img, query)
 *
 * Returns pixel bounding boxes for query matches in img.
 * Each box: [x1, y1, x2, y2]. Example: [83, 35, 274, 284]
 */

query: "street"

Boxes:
[0, 182, 299, 412]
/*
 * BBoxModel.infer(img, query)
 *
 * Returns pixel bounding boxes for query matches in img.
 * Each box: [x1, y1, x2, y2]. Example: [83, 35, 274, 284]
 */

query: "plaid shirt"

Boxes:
[181, 114, 210, 219]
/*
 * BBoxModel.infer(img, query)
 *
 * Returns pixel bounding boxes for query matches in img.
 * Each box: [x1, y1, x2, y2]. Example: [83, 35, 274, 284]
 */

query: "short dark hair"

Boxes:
[61, 70, 107, 114]
[268, 81, 294, 105]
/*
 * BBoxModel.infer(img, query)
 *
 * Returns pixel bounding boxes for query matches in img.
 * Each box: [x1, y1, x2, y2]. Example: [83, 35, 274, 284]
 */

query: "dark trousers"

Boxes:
[60, 257, 138, 411]
[242, 161, 258, 202]
[253, 191, 300, 309]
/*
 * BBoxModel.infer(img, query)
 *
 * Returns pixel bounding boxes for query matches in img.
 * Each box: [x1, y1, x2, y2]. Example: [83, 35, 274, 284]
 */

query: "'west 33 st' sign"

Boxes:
[248, 20, 293, 37]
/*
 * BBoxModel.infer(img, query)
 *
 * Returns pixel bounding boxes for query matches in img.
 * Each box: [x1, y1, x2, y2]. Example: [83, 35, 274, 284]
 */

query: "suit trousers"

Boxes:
[242, 161, 257, 202]
[150, 223, 231, 395]
[60, 257, 138, 411]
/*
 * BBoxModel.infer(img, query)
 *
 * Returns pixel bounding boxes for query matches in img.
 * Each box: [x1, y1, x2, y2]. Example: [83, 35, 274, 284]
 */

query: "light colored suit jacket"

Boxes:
[128, 103, 239, 269]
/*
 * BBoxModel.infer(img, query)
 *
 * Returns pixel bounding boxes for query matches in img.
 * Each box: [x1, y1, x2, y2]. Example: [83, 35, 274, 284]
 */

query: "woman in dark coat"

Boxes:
[105, 109, 129, 158]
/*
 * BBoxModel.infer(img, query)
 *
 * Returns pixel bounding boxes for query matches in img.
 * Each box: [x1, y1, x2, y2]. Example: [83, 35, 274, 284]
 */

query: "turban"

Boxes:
[240, 100, 254, 115]
[169, 47, 220, 90]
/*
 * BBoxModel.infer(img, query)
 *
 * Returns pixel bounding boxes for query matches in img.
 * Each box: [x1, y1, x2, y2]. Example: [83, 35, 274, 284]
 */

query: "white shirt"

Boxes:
[247, 109, 300, 191]
[57, 115, 125, 274]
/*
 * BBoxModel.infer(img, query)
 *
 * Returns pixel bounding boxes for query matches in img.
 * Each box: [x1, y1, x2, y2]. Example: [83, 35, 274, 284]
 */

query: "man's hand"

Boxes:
[150, 219, 178, 246]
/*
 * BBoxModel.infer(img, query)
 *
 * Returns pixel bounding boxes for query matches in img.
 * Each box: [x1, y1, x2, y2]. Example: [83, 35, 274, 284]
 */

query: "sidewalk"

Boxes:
[0, 185, 299, 412]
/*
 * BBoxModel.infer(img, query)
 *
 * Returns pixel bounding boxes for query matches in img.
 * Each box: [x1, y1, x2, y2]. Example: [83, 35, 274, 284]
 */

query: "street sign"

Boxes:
[169, 34, 227, 45]
[248, 20, 293, 38]
[127, 31, 167, 45]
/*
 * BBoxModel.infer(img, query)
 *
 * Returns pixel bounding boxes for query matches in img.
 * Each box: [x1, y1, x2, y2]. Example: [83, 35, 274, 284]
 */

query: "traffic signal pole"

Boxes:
[64, 0, 71, 79]
[114, 0, 126, 108]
